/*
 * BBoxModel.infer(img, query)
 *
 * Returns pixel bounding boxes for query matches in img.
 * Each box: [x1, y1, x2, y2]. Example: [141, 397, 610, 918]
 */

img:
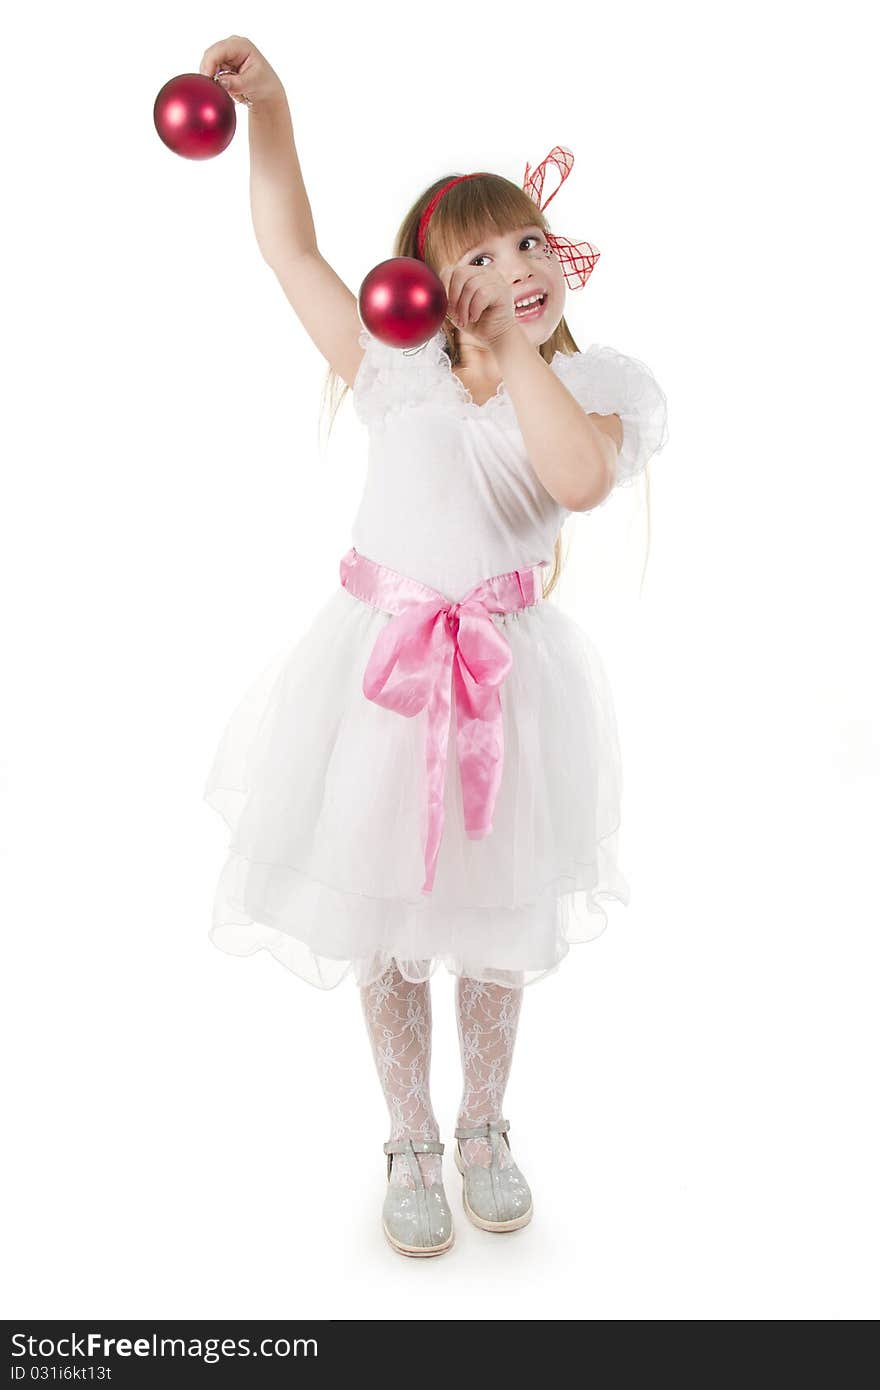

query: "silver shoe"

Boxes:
[454, 1119, 534, 1232]
[382, 1137, 455, 1257]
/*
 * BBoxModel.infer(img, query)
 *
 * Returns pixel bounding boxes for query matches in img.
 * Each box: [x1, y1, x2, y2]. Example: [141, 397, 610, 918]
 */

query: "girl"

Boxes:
[200, 36, 669, 1259]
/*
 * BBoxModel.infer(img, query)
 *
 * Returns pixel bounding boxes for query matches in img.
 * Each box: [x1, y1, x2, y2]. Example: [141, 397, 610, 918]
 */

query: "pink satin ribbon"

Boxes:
[339, 546, 547, 894]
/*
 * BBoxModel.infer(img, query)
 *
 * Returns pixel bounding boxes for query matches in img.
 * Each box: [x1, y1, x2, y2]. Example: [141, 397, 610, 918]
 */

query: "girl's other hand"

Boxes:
[442, 264, 516, 348]
[199, 35, 284, 108]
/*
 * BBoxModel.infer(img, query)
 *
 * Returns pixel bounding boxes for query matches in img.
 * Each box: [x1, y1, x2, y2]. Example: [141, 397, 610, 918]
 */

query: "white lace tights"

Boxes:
[360, 961, 522, 1188]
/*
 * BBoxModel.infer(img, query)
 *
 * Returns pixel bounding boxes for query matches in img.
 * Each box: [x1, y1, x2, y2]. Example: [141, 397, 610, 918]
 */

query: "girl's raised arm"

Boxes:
[199, 36, 364, 390]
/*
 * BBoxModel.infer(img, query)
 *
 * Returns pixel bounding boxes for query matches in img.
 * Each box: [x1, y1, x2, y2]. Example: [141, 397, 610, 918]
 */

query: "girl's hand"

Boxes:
[198, 35, 284, 108]
[442, 265, 516, 348]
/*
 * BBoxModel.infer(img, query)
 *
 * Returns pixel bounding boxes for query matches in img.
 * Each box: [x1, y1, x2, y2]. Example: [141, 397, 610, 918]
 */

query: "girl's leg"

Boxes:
[455, 976, 523, 1168]
[360, 959, 443, 1188]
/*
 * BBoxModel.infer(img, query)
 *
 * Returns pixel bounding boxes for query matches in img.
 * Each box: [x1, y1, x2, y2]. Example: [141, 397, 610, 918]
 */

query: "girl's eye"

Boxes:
[469, 235, 543, 267]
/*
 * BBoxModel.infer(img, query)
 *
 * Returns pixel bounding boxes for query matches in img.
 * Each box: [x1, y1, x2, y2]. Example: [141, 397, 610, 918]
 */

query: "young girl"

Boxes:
[200, 37, 668, 1259]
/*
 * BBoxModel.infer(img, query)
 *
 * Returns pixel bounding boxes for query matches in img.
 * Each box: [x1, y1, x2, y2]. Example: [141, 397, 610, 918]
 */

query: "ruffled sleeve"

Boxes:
[352, 327, 454, 429]
[352, 328, 392, 428]
[549, 345, 669, 489]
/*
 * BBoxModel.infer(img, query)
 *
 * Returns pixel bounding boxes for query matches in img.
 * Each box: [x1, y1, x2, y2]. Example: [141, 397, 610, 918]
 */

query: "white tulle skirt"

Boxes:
[204, 583, 630, 989]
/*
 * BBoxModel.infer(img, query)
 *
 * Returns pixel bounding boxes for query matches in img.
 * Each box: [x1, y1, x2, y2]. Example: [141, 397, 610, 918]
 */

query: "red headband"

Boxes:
[415, 145, 599, 291]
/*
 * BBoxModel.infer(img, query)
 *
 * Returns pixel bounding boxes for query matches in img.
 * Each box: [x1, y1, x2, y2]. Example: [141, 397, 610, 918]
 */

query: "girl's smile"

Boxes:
[513, 290, 549, 321]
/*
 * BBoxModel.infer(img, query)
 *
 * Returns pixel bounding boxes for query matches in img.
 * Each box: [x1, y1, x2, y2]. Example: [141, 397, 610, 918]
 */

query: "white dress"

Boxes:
[204, 325, 669, 989]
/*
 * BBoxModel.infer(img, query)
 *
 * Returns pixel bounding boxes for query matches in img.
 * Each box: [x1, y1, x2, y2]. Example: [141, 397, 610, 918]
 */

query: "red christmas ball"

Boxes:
[358, 257, 447, 349]
[153, 73, 236, 160]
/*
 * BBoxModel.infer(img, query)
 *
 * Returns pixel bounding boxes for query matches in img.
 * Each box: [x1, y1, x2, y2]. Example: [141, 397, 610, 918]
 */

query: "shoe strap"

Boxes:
[383, 1138, 445, 1156]
[384, 1136, 444, 1190]
[454, 1119, 509, 1140]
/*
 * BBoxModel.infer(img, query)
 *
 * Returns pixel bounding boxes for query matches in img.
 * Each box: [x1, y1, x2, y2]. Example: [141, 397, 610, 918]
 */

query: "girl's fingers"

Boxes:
[460, 283, 482, 324]
[199, 37, 248, 78]
[459, 270, 489, 319]
[202, 61, 252, 104]
[218, 83, 250, 104]
[447, 268, 490, 325]
[451, 286, 480, 326]
[200, 58, 239, 80]
[445, 266, 469, 310]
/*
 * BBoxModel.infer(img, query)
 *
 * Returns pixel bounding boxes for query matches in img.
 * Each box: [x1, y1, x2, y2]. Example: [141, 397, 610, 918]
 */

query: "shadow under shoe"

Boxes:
[454, 1119, 533, 1232]
[382, 1137, 455, 1257]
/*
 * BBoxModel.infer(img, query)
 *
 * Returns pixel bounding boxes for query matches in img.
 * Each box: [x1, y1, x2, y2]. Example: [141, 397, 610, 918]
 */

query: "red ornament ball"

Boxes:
[358, 258, 447, 350]
[153, 73, 236, 160]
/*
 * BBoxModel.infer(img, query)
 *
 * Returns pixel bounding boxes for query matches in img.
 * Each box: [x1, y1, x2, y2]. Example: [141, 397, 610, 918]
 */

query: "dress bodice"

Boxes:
[349, 326, 668, 598]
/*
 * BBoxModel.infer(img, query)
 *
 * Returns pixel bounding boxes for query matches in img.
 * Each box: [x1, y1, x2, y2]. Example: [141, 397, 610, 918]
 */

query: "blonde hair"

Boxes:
[320, 169, 651, 598]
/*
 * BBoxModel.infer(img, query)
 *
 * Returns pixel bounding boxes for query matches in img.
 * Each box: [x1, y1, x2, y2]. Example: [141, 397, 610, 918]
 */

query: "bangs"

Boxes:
[424, 175, 548, 271]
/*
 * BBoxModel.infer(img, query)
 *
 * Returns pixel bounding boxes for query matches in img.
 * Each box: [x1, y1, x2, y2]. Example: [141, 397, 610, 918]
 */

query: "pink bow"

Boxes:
[362, 591, 513, 894]
[340, 547, 545, 894]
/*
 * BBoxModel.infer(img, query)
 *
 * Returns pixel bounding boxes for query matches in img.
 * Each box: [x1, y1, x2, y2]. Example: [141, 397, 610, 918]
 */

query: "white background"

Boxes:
[3, 0, 878, 1321]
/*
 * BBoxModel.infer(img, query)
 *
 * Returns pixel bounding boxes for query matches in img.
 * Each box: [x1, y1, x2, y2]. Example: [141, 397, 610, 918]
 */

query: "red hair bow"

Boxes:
[522, 145, 600, 290]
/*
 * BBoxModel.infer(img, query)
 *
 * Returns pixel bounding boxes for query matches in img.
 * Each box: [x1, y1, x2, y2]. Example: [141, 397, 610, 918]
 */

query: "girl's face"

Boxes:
[447, 222, 566, 346]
